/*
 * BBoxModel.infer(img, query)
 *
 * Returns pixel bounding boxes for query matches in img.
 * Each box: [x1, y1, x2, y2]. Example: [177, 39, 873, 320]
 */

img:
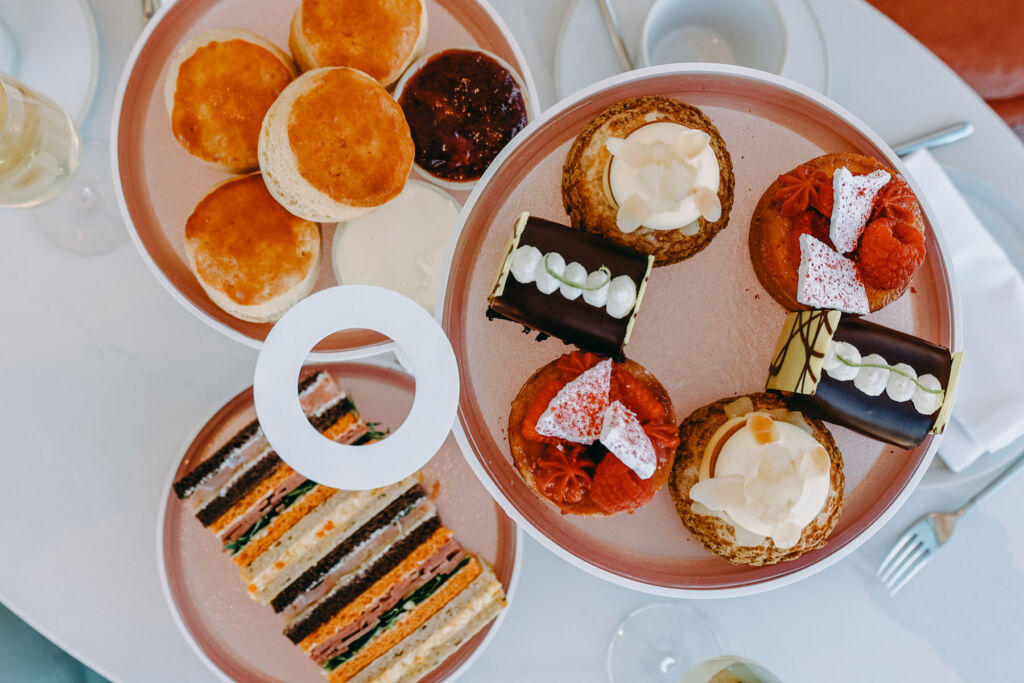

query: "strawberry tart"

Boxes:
[507, 350, 679, 516]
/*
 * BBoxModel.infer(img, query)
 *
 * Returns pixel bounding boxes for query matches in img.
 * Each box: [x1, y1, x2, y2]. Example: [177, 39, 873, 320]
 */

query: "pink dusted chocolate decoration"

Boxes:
[535, 359, 612, 444]
[797, 234, 869, 314]
[829, 167, 891, 253]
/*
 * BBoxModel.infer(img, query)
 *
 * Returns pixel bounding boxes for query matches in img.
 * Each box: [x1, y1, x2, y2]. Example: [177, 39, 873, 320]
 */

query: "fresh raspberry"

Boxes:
[589, 454, 658, 513]
[535, 444, 593, 505]
[870, 178, 917, 224]
[788, 210, 831, 269]
[774, 165, 833, 219]
[857, 216, 926, 290]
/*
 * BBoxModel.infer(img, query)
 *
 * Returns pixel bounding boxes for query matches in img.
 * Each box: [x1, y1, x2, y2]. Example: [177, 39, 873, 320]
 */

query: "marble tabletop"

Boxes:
[1, 1, 1023, 682]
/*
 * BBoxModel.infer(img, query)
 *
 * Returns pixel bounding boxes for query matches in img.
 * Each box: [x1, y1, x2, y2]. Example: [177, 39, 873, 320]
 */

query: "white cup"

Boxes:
[640, 0, 787, 73]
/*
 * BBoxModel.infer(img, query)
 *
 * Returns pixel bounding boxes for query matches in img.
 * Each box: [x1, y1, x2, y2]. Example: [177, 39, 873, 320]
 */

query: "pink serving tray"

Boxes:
[113, 0, 536, 358]
[158, 363, 520, 682]
[440, 65, 961, 597]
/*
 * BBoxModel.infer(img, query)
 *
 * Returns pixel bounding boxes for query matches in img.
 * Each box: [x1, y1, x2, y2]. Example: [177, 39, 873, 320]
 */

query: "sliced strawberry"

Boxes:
[535, 359, 612, 444]
[611, 367, 665, 422]
[521, 379, 564, 443]
[590, 454, 658, 514]
[535, 444, 593, 506]
[788, 210, 831, 269]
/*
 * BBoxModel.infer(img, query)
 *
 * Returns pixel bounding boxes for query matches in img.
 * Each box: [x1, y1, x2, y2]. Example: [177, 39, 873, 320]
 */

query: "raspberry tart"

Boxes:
[748, 152, 926, 313]
[508, 351, 679, 516]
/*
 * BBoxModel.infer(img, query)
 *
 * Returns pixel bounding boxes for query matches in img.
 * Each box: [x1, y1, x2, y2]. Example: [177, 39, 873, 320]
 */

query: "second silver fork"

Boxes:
[877, 447, 1024, 595]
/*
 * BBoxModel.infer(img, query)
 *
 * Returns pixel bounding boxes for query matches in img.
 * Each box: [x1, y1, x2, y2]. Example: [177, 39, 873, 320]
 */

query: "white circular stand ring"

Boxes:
[254, 285, 460, 490]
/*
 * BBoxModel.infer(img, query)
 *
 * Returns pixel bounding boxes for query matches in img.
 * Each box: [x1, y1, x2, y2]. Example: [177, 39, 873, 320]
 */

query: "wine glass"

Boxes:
[608, 603, 784, 682]
[0, 73, 125, 254]
[607, 603, 724, 682]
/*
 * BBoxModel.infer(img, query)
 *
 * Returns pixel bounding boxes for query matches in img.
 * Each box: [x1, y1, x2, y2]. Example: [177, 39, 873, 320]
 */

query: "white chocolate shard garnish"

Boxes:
[535, 359, 612, 444]
[830, 167, 891, 254]
[690, 475, 746, 510]
[599, 400, 657, 479]
[853, 353, 890, 396]
[510, 245, 541, 285]
[912, 374, 944, 415]
[679, 220, 701, 236]
[582, 270, 611, 307]
[885, 362, 917, 402]
[606, 275, 637, 319]
[796, 234, 869, 314]
[535, 252, 564, 294]
[617, 193, 651, 233]
[770, 521, 804, 549]
[605, 137, 649, 167]
[695, 185, 722, 222]
[559, 261, 588, 300]
[823, 340, 861, 381]
[675, 129, 711, 160]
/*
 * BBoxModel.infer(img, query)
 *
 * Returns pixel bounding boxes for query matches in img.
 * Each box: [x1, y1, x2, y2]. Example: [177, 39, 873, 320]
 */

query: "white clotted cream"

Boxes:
[691, 413, 830, 549]
[607, 122, 720, 231]
[333, 180, 460, 312]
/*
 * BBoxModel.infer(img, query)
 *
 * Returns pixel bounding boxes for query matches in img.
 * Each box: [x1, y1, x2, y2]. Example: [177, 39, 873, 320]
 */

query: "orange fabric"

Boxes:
[867, 0, 1024, 138]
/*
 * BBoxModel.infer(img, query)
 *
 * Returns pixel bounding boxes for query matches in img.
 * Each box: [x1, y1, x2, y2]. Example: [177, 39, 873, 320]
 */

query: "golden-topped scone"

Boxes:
[669, 393, 844, 566]
[258, 67, 414, 223]
[561, 96, 734, 266]
[749, 152, 927, 314]
[185, 173, 321, 323]
[164, 29, 296, 172]
[508, 351, 679, 516]
[289, 0, 427, 87]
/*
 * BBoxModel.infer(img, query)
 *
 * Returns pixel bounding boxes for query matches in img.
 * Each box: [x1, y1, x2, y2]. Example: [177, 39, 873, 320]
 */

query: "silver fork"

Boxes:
[877, 448, 1024, 595]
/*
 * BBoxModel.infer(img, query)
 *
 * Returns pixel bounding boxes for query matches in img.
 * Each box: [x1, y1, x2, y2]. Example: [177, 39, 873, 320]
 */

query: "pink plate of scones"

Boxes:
[440, 64, 963, 597]
[114, 0, 537, 358]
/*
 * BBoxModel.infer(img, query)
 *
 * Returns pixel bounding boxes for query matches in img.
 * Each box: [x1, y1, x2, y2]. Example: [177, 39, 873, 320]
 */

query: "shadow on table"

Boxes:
[0, 602, 109, 682]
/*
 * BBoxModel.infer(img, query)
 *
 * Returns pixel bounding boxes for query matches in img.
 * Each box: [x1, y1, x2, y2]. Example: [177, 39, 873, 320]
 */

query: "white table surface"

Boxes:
[2, 1, 1023, 681]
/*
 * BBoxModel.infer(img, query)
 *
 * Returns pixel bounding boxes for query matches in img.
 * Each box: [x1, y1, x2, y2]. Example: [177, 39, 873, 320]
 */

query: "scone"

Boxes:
[289, 0, 427, 86]
[561, 96, 735, 266]
[164, 29, 296, 172]
[669, 393, 844, 566]
[258, 67, 414, 222]
[749, 152, 927, 313]
[508, 350, 679, 516]
[184, 173, 321, 323]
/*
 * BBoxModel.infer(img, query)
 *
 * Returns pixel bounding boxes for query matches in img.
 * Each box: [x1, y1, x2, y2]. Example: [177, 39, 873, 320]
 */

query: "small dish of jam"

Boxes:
[395, 48, 532, 189]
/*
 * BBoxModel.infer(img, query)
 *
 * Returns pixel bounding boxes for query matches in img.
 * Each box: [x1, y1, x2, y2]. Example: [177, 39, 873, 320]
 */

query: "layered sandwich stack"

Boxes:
[173, 370, 506, 682]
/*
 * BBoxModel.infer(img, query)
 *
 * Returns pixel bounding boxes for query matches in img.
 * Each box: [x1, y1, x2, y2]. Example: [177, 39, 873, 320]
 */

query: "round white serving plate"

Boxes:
[439, 63, 962, 598]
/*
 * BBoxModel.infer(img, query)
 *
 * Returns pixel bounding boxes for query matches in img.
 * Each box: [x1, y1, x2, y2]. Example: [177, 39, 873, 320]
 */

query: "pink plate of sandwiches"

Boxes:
[114, 0, 537, 358]
[440, 64, 964, 597]
[158, 363, 519, 682]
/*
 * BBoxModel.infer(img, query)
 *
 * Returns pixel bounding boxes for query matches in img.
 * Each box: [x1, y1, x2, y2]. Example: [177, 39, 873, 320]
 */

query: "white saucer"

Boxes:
[0, 0, 99, 123]
[555, 0, 828, 100]
[919, 166, 1024, 489]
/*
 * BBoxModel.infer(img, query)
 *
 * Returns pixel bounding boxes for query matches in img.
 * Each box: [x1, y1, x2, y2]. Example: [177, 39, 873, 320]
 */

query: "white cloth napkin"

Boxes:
[903, 150, 1024, 471]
